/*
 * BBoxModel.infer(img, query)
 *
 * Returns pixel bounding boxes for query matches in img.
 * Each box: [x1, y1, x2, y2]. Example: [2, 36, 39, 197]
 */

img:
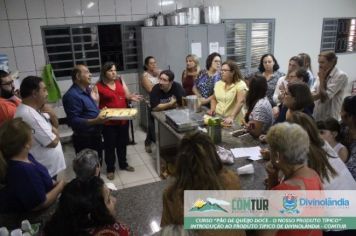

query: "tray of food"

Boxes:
[100, 108, 138, 120]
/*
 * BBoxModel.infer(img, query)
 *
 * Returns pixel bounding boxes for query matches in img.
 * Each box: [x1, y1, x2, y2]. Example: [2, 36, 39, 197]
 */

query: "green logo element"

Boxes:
[189, 198, 229, 213]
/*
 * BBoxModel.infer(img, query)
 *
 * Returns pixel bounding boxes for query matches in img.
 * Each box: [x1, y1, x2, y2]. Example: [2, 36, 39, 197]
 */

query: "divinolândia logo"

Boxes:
[189, 198, 229, 213]
[280, 193, 300, 214]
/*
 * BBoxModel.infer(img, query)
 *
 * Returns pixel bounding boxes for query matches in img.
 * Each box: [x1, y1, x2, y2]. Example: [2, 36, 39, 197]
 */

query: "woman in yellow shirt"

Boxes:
[209, 60, 248, 125]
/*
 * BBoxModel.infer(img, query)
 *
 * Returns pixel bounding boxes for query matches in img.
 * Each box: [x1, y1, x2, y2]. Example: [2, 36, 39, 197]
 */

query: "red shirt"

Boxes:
[0, 97, 21, 126]
[96, 79, 128, 126]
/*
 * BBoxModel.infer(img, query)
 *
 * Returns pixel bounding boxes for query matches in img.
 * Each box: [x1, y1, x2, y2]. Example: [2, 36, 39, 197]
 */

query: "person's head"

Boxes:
[295, 68, 310, 84]
[44, 177, 116, 235]
[159, 70, 174, 92]
[284, 82, 313, 111]
[316, 118, 342, 144]
[205, 52, 221, 71]
[298, 52, 312, 71]
[0, 118, 32, 182]
[266, 122, 309, 171]
[71, 64, 92, 88]
[287, 111, 337, 182]
[258, 54, 280, 73]
[171, 132, 224, 198]
[341, 96, 356, 127]
[185, 54, 200, 71]
[20, 76, 47, 108]
[318, 51, 337, 72]
[100, 62, 117, 82]
[0, 70, 15, 99]
[245, 74, 267, 116]
[221, 60, 244, 84]
[144, 56, 157, 71]
[73, 149, 100, 181]
[286, 70, 298, 82]
[288, 56, 303, 73]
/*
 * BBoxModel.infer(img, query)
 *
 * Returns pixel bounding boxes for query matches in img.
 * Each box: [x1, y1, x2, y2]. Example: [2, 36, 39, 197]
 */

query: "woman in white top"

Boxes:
[141, 56, 161, 153]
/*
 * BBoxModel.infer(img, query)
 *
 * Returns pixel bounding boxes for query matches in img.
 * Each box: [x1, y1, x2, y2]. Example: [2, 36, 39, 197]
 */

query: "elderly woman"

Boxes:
[208, 60, 248, 125]
[0, 118, 64, 213]
[255, 54, 284, 107]
[72, 148, 101, 181]
[193, 52, 221, 106]
[44, 176, 131, 235]
[264, 122, 322, 236]
[340, 96, 356, 180]
[244, 75, 273, 138]
[161, 132, 245, 236]
[181, 54, 200, 96]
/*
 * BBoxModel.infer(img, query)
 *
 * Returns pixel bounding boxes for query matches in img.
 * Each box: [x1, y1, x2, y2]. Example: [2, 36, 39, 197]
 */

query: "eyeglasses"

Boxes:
[0, 80, 14, 86]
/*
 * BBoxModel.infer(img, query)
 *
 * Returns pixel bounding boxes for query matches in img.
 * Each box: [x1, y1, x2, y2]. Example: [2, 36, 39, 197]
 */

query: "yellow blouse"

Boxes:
[214, 80, 248, 124]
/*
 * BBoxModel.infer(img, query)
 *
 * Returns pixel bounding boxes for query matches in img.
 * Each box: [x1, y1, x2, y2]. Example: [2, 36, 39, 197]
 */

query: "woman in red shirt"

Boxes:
[95, 62, 142, 180]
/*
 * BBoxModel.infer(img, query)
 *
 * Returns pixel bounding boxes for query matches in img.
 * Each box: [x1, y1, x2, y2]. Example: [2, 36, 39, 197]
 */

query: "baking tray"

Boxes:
[164, 109, 203, 132]
[100, 108, 138, 120]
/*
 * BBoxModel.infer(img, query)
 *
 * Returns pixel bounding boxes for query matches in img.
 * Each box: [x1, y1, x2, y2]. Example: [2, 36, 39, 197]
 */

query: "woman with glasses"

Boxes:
[0, 118, 65, 213]
[208, 60, 248, 126]
[193, 52, 221, 107]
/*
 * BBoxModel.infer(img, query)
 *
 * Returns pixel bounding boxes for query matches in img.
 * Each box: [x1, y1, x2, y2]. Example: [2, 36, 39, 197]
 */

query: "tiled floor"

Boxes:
[59, 127, 161, 190]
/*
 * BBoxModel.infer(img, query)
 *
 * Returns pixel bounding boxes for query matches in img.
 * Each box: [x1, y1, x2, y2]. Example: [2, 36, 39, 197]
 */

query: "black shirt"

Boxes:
[150, 82, 185, 109]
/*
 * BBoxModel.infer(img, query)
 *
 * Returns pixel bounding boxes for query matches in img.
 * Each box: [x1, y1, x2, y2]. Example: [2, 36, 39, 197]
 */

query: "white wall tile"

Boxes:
[116, 0, 131, 15]
[0, 47, 17, 71]
[147, 0, 162, 14]
[26, 0, 46, 18]
[65, 17, 83, 24]
[45, 0, 65, 18]
[5, 0, 27, 19]
[33, 45, 46, 70]
[18, 71, 37, 80]
[131, 14, 146, 21]
[116, 15, 131, 22]
[29, 19, 47, 45]
[0, 21, 12, 47]
[47, 18, 65, 25]
[9, 20, 31, 47]
[99, 15, 115, 23]
[131, 0, 147, 14]
[0, 0, 7, 20]
[83, 16, 99, 23]
[63, 0, 82, 17]
[99, 0, 115, 16]
[176, 0, 190, 9]
[14, 46, 36, 71]
[82, 0, 99, 16]
[162, 1, 176, 13]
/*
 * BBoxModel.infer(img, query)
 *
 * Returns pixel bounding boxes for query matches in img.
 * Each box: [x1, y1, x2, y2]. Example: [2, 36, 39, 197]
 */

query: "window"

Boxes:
[321, 18, 356, 53]
[224, 19, 275, 74]
[42, 22, 141, 80]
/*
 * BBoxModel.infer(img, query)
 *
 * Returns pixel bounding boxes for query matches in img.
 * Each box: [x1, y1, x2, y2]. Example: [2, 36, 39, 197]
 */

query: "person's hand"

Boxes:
[260, 147, 270, 160]
[95, 113, 109, 124]
[272, 106, 280, 119]
[169, 96, 177, 107]
[246, 122, 255, 131]
[223, 116, 234, 125]
[207, 109, 215, 116]
[130, 93, 143, 102]
[259, 135, 267, 144]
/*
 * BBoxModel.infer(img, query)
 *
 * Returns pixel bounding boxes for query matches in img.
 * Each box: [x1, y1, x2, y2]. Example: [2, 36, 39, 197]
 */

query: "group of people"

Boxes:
[0, 47, 356, 235]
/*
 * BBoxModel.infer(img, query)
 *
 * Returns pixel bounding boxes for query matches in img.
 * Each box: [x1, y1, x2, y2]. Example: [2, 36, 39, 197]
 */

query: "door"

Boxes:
[187, 25, 208, 71]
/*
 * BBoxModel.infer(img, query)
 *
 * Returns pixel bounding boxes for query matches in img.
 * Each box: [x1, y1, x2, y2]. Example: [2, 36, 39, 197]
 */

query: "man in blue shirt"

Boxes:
[63, 65, 107, 163]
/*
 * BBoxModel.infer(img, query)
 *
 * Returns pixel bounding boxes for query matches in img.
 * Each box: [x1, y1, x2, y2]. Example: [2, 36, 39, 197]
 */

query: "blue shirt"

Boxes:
[195, 70, 221, 98]
[62, 84, 101, 134]
[0, 154, 53, 213]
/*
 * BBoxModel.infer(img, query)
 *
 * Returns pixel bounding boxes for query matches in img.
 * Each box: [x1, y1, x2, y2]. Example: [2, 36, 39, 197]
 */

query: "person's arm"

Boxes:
[141, 73, 154, 93]
[338, 146, 349, 163]
[272, 77, 284, 105]
[40, 104, 59, 129]
[208, 95, 217, 115]
[152, 97, 177, 111]
[121, 79, 143, 102]
[32, 180, 65, 211]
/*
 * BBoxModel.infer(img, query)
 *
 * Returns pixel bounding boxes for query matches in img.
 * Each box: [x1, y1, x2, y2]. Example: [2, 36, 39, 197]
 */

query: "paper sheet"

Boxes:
[209, 42, 219, 54]
[191, 42, 202, 58]
[230, 146, 262, 160]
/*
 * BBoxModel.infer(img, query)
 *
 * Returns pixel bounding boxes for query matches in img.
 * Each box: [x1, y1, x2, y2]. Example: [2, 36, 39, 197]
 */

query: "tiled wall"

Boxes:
[0, 0, 206, 80]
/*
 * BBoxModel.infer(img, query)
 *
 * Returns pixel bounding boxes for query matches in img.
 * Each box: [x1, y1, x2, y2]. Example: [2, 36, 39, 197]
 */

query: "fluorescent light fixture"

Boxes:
[160, 0, 174, 6]
[87, 2, 94, 9]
